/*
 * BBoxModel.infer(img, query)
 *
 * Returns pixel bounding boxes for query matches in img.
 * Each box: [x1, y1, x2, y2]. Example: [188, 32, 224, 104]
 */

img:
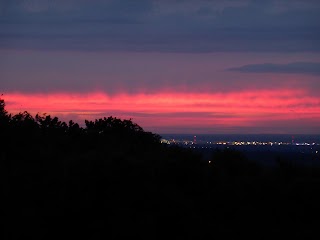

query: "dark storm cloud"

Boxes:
[227, 62, 320, 75]
[0, 0, 320, 52]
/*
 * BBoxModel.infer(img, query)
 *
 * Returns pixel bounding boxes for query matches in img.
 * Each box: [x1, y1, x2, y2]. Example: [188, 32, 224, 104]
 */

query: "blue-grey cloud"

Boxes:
[0, 0, 320, 52]
[227, 62, 320, 75]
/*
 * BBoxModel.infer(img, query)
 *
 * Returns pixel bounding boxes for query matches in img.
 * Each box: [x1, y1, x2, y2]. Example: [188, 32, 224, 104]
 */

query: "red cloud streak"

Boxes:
[4, 89, 320, 133]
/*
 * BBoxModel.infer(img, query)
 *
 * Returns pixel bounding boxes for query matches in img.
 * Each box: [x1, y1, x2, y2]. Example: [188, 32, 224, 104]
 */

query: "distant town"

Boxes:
[161, 138, 319, 147]
[160, 136, 320, 155]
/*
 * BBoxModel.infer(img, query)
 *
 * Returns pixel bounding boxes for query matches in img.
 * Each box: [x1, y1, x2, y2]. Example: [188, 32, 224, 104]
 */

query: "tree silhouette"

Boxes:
[35, 113, 68, 136]
[68, 120, 82, 137]
[85, 116, 143, 135]
[0, 96, 10, 125]
[0, 96, 11, 158]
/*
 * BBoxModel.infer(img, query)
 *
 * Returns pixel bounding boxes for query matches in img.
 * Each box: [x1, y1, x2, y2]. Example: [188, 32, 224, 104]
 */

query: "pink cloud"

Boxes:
[4, 89, 320, 133]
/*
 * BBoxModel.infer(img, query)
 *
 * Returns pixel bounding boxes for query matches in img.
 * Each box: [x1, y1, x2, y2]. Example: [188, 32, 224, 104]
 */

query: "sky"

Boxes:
[1, 0, 320, 134]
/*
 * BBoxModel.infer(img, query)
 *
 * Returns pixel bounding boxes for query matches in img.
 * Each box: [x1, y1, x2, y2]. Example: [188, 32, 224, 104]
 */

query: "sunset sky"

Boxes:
[1, 0, 320, 134]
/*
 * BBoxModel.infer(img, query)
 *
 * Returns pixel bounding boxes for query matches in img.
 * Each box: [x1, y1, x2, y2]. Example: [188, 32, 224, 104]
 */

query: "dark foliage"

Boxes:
[1, 97, 320, 239]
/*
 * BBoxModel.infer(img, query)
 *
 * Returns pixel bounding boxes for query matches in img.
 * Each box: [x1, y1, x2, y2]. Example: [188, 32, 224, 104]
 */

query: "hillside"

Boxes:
[1, 98, 320, 239]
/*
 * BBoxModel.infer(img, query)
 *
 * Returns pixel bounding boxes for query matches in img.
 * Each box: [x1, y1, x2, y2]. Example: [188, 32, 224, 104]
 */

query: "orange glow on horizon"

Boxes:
[3, 90, 320, 133]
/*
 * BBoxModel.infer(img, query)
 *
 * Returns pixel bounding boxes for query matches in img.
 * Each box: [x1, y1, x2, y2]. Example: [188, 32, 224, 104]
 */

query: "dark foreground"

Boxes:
[1, 99, 320, 239]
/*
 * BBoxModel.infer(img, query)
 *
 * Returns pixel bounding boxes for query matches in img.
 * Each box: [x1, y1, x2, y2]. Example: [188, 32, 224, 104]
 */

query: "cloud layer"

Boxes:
[4, 90, 320, 134]
[1, 0, 320, 52]
[228, 62, 320, 75]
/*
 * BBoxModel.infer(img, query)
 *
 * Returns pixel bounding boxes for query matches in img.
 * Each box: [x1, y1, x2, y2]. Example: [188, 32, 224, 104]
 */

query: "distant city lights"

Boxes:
[160, 138, 320, 147]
